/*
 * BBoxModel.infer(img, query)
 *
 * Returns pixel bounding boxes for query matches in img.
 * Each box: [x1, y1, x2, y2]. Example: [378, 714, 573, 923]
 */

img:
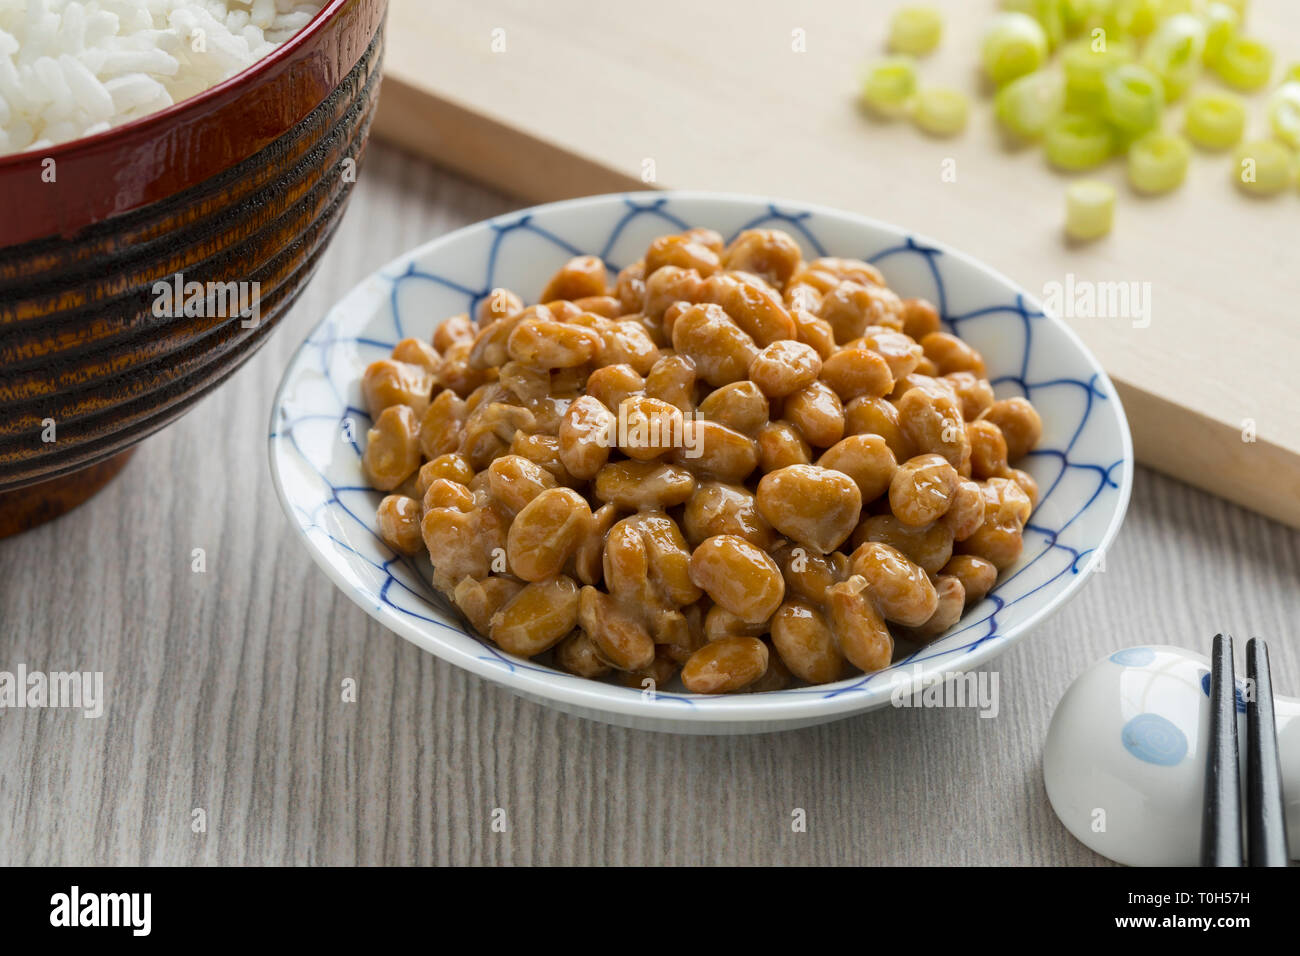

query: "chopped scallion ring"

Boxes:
[1063, 38, 1134, 97]
[1267, 82, 1300, 150]
[1232, 139, 1294, 196]
[859, 57, 918, 117]
[1103, 64, 1164, 135]
[912, 86, 970, 136]
[1142, 13, 1205, 100]
[1106, 0, 1159, 38]
[1184, 91, 1246, 149]
[1127, 131, 1191, 193]
[982, 12, 1049, 86]
[1212, 35, 1274, 91]
[1201, 2, 1240, 66]
[1000, 0, 1064, 51]
[1065, 180, 1116, 241]
[1045, 113, 1115, 170]
[1061, 0, 1093, 35]
[888, 6, 944, 56]
[995, 70, 1064, 140]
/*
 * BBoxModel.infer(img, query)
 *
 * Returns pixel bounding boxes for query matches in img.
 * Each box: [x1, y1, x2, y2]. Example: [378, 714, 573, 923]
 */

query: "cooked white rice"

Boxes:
[0, 0, 328, 156]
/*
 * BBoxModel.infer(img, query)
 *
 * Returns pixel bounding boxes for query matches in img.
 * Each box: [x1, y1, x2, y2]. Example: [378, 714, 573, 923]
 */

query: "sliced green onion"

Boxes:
[1001, 0, 1064, 51]
[912, 86, 969, 136]
[1142, 14, 1205, 100]
[1106, 0, 1159, 38]
[1061, 0, 1093, 35]
[888, 6, 944, 56]
[1064, 87, 1105, 116]
[1045, 113, 1115, 170]
[1184, 91, 1247, 149]
[1268, 82, 1300, 150]
[1212, 35, 1274, 91]
[1063, 37, 1134, 97]
[1215, 0, 1248, 17]
[1232, 139, 1294, 196]
[1103, 64, 1164, 135]
[982, 12, 1049, 86]
[1065, 180, 1116, 241]
[1127, 130, 1191, 193]
[1201, 2, 1240, 65]
[1287, 64, 1300, 85]
[995, 70, 1065, 139]
[1157, 0, 1194, 15]
[860, 57, 918, 117]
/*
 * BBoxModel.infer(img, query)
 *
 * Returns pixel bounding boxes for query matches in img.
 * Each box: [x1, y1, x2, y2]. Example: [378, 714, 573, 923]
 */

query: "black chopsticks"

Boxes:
[1201, 634, 1242, 866]
[1245, 638, 1290, 866]
[1200, 633, 1291, 866]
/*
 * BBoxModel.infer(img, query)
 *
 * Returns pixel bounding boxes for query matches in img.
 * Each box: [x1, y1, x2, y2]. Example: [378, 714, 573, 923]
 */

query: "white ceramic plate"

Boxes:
[268, 191, 1132, 734]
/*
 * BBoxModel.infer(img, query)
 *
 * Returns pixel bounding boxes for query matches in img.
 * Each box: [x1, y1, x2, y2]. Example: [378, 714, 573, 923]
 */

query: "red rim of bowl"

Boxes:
[0, 0, 383, 246]
[0, 0, 345, 171]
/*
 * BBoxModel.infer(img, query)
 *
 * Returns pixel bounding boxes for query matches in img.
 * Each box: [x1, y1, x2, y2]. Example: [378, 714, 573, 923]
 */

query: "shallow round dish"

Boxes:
[269, 191, 1132, 735]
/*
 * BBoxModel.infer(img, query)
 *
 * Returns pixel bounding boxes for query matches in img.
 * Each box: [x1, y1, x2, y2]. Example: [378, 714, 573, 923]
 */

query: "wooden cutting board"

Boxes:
[373, 0, 1300, 528]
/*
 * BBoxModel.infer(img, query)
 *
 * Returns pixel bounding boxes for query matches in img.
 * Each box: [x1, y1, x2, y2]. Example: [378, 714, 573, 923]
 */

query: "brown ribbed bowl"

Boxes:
[0, 0, 388, 535]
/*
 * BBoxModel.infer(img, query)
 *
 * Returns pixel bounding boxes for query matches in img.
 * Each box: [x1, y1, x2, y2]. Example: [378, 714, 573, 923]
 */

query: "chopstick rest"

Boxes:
[1044, 642, 1299, 866]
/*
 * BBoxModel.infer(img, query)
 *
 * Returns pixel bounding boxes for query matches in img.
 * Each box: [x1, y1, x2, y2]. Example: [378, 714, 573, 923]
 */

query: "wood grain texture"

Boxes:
[374, 0, 1300, 530]
[1, 146, 1297, 866]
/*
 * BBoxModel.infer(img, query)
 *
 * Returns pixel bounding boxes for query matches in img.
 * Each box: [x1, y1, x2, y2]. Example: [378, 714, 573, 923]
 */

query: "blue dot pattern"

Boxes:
[1110, 647, 1156, 667]
[1122, 713, 1189, 766]
[1200, 672, 1249, 713]
[269, 194, 1130, 706]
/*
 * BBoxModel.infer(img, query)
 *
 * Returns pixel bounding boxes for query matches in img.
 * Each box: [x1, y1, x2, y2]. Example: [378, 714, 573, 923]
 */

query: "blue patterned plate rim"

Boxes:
[267, 190, 1133, 724]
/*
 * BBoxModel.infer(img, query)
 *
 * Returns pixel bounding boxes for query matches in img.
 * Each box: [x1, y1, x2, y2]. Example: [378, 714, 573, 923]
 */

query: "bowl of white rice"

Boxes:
[0, 0, 338, 155]
[0, 0, 387, 535]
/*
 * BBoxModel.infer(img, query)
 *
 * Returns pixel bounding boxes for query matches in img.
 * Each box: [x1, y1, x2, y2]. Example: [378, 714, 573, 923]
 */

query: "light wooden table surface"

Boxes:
[2, 144, 1297, 866]
[377, 0, 1300, 529]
